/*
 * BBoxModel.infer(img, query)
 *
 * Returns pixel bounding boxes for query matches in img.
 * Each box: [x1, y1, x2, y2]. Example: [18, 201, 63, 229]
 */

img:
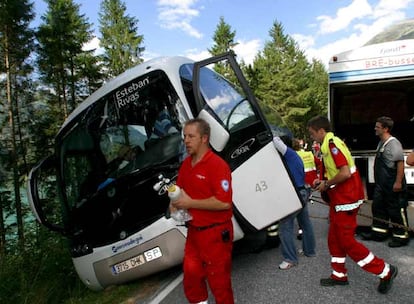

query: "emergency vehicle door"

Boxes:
[192, 52, 302, 230]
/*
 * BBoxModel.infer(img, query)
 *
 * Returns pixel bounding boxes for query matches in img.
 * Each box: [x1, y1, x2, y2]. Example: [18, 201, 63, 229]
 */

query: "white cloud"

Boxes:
[298, 0, 414, 67]
[184, 49, 211, 61]
[141, 50, 162, 62]
[304, 33, 364, 66]
[82, 36, 104, 55]
[233, 39, 262, 65]
[375, 0, 414, 17]
[183, 38, 261, 65]
[157, 0, 203, 39]
[317, 0, 372, 34]
[291, 34, 315, 50]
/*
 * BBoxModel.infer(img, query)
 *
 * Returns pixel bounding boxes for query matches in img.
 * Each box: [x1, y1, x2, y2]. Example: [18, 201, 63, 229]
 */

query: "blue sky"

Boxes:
[32, 0, 414, 66]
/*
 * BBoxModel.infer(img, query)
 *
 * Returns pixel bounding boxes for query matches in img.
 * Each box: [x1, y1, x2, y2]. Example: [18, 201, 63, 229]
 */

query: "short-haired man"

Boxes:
[307, 115, 397, 294]
[362, 116, 410, 247]
[171, 118, 234, 304]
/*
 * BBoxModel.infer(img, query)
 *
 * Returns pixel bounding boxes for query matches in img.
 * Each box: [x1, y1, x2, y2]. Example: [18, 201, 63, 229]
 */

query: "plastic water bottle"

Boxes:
[167, 184, 181, 201]
[168, 185, 192, 222]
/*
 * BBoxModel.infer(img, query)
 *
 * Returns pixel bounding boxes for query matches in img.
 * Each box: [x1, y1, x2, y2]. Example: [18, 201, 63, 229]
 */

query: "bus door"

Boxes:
[190, 52, 302, 230]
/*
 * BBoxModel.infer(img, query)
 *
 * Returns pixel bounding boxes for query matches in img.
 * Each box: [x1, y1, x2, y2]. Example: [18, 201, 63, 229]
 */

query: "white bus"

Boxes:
[27, 52, 302, 290]
[328, 39, 414, 199]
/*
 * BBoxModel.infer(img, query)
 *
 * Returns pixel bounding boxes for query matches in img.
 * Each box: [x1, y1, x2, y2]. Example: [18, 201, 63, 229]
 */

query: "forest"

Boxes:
[0, 0, 327, 303]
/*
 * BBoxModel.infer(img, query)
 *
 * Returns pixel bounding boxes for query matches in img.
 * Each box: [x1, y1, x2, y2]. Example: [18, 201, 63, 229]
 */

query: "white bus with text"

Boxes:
[27, 52, 302, 290]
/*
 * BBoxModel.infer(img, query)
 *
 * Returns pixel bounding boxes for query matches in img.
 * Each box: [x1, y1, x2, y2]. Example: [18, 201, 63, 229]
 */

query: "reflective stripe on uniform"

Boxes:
[378, 263, 390, 279]
[392, 232, 410, 239]
[335, 200, 364, 212]
[332, 270, 347, 278]
[401, 207, 409, 227]
[267, 224, 279, 237]
[331, 257, 346, 263]
[304, 167, 316, 172]
[357, 252, 374, 267]
[372, 226, 388, 233]
[393, 207, 411, 239]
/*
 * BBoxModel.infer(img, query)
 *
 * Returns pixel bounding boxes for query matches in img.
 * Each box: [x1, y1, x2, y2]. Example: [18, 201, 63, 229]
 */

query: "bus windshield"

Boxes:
[60, 70, 187, 209]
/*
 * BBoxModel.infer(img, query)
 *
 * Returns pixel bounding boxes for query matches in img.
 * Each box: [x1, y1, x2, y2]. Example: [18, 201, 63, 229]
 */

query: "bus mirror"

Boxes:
[27, 156, 66, 234]
[198, 109, 229, 152]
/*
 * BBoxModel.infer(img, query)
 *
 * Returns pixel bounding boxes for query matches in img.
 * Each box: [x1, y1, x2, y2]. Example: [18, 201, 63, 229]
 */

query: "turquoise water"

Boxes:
[3, 186, 35, 238]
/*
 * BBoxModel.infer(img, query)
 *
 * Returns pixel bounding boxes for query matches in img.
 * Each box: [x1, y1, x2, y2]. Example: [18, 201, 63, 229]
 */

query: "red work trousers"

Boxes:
[328, 207, 387, 281]
[183, 221, 234, 304]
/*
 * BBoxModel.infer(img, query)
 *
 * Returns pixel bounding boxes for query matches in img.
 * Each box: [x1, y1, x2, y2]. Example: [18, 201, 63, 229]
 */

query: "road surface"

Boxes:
[139, 200, 414, 304]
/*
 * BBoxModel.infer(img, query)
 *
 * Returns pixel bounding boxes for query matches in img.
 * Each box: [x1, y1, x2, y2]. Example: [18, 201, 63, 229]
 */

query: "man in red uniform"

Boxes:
[307, 115, 398, 294]
[171, 118, 234, 304]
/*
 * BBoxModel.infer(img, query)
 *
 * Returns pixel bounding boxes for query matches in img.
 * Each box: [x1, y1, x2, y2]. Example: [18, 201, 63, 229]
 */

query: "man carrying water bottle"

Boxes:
[171, 118, 234, 304]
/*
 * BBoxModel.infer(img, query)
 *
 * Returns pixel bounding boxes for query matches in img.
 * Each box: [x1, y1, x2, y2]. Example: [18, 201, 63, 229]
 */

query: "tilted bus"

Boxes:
[27, 52, 302, 290]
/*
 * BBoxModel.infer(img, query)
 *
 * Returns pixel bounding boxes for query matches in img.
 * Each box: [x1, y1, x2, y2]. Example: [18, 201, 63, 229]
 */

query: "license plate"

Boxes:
[112, 247, 163, 275]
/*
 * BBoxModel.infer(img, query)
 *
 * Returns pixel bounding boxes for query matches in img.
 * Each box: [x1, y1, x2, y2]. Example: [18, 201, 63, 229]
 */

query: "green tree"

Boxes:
[75, 49, 104, 98]
[99, 0, 144, 79]
[36, 0, 95, 120]
[0, 0, 35, 248]
[209, 16, 238, 81]
[252, 21, 327, 138]
[308, 58, 328, 116]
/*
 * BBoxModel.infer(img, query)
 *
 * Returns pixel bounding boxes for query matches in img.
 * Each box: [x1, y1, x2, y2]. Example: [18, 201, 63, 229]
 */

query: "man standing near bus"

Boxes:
[307, 115, 398, 294]
[292, 138, 321, 239]
[361, 116, 410, 247]
[171, 118, 234, 304]
[273, 136, 316, 269]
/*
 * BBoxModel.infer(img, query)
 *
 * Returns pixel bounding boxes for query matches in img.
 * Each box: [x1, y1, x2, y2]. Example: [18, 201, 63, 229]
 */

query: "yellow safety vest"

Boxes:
[296, 150, 316, 172]
[321, 132, 356, 179]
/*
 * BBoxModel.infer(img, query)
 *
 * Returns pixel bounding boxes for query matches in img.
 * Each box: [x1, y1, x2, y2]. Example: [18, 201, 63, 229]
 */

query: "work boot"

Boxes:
[388, 239, 409, 248]
[320, 277, 349, 286]
[359, 231, 387, 242]
[378, 265, 398, 294]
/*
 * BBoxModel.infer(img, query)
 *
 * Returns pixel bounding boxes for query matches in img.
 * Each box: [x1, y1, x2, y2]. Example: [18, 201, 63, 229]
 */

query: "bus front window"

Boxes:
[61, 70, 184, 208]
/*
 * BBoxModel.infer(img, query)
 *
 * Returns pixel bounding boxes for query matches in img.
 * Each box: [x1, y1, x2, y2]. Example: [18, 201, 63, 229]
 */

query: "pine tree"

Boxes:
[99, 0, 144, 79]
[75, 49, 104, 98]
[0, 0, 35, 250]
[252, 21, 328, 138]
[36, 0, 95, 120]
[209, 16, 238, 81]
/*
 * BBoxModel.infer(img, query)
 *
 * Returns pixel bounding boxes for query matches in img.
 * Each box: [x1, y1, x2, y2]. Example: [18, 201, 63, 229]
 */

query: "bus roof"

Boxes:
[329, 39, 414, 83]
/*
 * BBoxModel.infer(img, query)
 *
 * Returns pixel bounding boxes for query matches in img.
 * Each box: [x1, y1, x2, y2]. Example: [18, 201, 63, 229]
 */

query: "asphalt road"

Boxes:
[139, 200, 414, 304]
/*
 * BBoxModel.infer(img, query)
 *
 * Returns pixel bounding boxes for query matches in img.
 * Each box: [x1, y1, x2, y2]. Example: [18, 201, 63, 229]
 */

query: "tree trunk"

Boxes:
[5, 32, 25, 248]
[13, 78, 29, 176]
[0, 191, 5, 257]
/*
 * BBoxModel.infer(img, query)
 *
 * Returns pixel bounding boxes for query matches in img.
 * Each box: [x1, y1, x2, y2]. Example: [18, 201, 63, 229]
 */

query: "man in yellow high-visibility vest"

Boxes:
[292, 139, 321, 188]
